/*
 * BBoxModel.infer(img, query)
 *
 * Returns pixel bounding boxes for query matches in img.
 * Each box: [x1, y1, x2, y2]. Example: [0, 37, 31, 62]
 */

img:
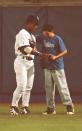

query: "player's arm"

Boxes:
[18, 32, 42, 56]
[18, 45, 41, 56]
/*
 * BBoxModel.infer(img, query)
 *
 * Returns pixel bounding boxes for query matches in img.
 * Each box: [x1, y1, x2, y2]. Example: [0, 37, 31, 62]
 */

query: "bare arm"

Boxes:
[50, 50, 67, 61]
[18, 46, 41, 56]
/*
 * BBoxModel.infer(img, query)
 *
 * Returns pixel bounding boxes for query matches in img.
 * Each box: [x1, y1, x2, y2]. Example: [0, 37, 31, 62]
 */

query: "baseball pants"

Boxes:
[12, 57, 34, 107]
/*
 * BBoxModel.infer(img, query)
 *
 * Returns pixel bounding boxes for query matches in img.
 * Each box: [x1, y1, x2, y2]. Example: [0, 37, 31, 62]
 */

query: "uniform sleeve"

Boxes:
[17, 31, 30, 48]
[58, 37, 67, 52]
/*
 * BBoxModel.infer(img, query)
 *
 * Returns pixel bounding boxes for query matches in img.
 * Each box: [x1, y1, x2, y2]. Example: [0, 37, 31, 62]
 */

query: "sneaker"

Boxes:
[20, 107, 30, 115]
[10, 106, 19, 116]
[42, 107, 56, 115]
[66, 105, 74, 115]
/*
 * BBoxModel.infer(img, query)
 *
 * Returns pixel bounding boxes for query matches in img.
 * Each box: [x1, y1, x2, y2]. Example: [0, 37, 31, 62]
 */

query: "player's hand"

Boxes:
[31, 48, 36, 54]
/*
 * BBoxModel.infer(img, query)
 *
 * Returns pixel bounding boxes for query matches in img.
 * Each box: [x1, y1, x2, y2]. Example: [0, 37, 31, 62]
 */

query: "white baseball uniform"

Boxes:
[12, 29, 36, 107]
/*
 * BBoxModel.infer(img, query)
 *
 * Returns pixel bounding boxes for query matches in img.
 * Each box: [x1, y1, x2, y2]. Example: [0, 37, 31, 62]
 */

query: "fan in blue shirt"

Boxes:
[37, 24, 67, 70]
[36, 24, 74, 115]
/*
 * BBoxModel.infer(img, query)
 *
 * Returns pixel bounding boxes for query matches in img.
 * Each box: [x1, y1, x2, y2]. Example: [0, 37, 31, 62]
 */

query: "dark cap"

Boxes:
[42, 24, 54, 32]
[26, 15, 39, 25]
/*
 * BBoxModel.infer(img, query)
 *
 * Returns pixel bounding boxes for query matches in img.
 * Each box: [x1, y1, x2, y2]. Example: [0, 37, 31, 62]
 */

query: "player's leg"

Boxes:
[10, 58, 27, 115]
[53, 69, 74, 114]
[43, 69, 56, 115]
[21, 64, 34, 114]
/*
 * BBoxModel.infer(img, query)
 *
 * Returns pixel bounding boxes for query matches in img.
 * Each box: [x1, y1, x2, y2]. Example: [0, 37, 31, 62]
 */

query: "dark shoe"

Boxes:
[66, 105, 74, 115]
[10, 106, 19, 116]
[43, 107, 56, 115]
[20, 107, 30, 115]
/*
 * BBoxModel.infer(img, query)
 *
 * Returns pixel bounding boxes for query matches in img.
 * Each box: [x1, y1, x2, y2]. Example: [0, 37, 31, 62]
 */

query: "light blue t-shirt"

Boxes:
[40, 35, 67, 70]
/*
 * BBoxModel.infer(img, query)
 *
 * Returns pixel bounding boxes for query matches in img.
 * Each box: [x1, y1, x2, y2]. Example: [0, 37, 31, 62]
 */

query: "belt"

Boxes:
[22, 56, 34, 61]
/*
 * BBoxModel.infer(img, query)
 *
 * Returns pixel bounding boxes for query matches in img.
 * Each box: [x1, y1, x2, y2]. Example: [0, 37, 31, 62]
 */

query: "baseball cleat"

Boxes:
[66, 105, 74, 115]
[10, 106, 19, 116]
[42, 107, 56, 115]
[20, 107, 30, 115]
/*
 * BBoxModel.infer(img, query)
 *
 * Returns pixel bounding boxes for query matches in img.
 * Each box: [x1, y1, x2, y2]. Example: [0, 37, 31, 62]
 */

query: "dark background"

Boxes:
[0, 5, 82, 103]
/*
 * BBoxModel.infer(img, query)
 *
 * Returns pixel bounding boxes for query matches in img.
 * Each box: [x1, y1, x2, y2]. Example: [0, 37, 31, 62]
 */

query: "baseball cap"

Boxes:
[26, 15, 39, 25]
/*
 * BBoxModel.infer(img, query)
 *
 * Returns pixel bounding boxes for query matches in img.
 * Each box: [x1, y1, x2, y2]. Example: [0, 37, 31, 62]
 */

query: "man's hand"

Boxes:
[49, 54, 57, 61]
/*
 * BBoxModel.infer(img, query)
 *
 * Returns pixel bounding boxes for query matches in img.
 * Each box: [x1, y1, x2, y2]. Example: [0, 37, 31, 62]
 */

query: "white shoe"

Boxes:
[20, 107, 30, 115]
[10, 106, 19, 116]
[42, 107, 56, 115]
[66, 105, 74, 115]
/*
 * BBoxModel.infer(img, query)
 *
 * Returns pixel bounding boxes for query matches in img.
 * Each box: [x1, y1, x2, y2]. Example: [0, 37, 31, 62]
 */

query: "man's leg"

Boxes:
[44, 69, 55, 108]
[10, 59, 27, 115]
[21, 65, 34, 114]
[42, 69, 56, 115]
[22, 65, 34, 107]
[53, 69, 74, 114]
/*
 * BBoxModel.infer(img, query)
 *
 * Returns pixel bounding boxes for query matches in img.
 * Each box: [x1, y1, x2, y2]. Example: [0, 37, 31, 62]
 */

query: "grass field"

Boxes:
[0, 104, 82, 131]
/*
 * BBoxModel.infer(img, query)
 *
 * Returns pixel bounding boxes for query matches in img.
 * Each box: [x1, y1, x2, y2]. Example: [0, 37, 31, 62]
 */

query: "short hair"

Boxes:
[26, 15, 39, 25]
[42, 24, 54, 32]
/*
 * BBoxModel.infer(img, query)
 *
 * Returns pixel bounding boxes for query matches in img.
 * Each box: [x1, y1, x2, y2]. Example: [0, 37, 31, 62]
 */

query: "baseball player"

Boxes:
[37, 24, 74, 115]
[10, 15, 40, 115]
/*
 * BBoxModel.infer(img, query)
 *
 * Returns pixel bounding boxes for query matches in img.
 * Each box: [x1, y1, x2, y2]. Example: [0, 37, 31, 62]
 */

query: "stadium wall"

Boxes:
[0, 5, 82, 102]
